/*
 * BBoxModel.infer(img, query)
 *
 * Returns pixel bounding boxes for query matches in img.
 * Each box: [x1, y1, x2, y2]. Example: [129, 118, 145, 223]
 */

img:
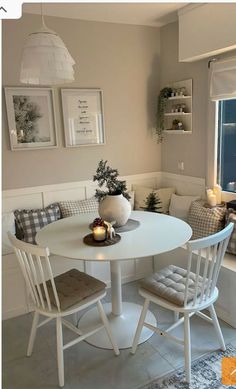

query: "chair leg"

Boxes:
[131, 299, 150, 355]
[209, 304, 226, 351]
[174, 312, 179, 322]
[27, 311, 39, 357]
[184, 313, 191, 384]
[74, 311, 79, 327]
[97, 301, 120, 356]
[56, 317, 64, 388]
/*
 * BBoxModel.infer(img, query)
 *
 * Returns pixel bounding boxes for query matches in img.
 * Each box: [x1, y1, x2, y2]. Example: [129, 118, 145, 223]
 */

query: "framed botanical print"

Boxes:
[4, 87, 58, 150]
[61, 89, 105, 147]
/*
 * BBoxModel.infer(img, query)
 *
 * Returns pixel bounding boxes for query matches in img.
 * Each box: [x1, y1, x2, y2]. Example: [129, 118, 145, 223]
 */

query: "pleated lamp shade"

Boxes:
[20, 22, 75, 85]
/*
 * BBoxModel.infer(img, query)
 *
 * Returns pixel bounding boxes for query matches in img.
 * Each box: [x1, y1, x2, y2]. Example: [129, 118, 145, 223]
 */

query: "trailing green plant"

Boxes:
[93, 159, 131, 202]
[156, 87, 173, 143]
[142, 191, 162, 213]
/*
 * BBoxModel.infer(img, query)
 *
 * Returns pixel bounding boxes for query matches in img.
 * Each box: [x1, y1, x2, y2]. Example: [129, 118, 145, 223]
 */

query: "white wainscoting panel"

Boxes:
[3, 193, 43, 213]
[135, 257, 154, 279]
[43, 187, 86, 206]
[161, 172, 205, 197]
[2, 254, 29, 319]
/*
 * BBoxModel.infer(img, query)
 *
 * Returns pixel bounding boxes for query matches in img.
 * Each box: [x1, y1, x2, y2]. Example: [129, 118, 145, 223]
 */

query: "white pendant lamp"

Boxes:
[20, 7, 75, 85]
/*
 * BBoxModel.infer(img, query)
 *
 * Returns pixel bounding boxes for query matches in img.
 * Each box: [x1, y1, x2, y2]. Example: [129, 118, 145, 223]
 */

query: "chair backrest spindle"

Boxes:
[184, 223, 234, 308]
[184, 251, 193, 306]
[192, 249, 202, 306]
[8, 233, 61, 312]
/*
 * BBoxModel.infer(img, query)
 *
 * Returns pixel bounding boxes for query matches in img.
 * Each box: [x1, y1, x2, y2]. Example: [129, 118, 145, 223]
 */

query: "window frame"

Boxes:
[207, 98, 236, 202]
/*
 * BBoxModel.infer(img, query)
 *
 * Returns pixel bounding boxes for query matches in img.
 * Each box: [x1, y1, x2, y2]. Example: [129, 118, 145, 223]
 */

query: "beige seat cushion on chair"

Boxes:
[140, 265, 205, 306]
[43, 269, 106, 310]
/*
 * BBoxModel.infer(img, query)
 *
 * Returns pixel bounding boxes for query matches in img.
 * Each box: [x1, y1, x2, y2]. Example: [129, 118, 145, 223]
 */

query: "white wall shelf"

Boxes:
[164, 112, 191, 117]
[168, 95, 191, 100]
[164, 130, 192, 134]
[164, 79, 192, 134]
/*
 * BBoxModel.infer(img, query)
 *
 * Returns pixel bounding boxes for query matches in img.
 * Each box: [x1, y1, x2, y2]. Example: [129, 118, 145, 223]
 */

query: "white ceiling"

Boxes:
[23, 3, 188, 27]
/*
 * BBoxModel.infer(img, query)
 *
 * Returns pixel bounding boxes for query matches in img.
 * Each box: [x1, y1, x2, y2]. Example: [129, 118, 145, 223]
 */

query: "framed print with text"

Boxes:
[61, 89, 105, 147]
[5, 87, 58, 151]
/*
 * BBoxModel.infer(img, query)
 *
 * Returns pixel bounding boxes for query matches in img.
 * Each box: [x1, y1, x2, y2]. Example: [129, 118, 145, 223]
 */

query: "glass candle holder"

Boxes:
[93, 226, 106, 241]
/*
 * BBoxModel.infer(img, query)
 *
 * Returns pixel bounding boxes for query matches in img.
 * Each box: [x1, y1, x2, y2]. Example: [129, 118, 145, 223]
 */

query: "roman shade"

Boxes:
[210, 57, 236, 100]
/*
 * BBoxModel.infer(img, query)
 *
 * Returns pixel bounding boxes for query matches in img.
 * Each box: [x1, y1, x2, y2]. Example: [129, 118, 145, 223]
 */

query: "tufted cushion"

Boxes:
[225, 209, 236, 255]
[188, 200, 226, 240]
[140, 265, 205, 306]
[43, 269, 106, 310]
[59, 197, 98, 218]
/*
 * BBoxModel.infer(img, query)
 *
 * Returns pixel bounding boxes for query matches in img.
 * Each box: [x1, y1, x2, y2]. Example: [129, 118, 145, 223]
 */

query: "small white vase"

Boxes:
[98, 194, 131, 227]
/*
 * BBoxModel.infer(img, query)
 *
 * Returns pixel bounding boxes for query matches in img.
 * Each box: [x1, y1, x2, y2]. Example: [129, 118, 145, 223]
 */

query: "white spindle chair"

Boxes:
[131, 223, 234, 383]
[8, 233, 119, 387]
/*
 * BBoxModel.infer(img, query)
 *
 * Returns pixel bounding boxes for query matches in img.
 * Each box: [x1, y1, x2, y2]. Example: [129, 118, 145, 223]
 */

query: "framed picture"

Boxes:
[4, 87, 58, 150]
[61, 89, 105, 147]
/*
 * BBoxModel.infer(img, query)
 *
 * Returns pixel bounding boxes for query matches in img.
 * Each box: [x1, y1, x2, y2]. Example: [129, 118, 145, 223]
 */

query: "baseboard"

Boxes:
[3, 306, 29, 320]
[215, 303, 236, 329]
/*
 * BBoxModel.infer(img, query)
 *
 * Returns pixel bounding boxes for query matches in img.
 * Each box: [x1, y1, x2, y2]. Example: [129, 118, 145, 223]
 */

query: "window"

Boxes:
[217, 99, 236, 193]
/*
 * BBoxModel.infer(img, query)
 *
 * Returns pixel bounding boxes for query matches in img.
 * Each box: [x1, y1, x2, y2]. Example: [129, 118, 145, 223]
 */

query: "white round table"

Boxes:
[36, 211, 192, 349]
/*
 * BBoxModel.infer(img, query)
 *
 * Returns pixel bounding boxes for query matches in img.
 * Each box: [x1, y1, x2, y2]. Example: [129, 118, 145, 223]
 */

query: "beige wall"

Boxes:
[2, 14, 161, 190]
[160, 22, 208, 178]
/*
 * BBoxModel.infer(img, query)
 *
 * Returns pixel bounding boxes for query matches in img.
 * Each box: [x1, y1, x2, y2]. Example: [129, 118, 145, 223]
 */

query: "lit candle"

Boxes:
[213, 184, 222, 205]
[206, 189, 213, 202]
[93, 226, 106, 241]
[208, 194, 217, 207]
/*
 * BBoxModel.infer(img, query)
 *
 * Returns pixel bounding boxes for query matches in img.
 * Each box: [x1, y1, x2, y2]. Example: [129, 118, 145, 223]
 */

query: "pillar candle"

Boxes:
[206, 189, 213, 202]
[208, 194, 217, 207]
[213, 184, 222, 205]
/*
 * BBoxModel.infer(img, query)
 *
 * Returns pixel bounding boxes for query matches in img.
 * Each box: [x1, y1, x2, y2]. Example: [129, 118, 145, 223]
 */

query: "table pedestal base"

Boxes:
[79, 302, 156, 349]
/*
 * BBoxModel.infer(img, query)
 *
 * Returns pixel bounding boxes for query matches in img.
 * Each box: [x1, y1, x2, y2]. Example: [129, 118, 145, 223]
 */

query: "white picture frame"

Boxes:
[4, 87, 58, 151]
[61, 88, 105, 147]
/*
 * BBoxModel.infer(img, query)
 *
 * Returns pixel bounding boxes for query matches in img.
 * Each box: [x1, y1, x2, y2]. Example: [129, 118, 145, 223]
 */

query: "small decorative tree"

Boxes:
[93, 160, 130, 202]
[143, 192, 162, 213]
[156, 87, 173, 143]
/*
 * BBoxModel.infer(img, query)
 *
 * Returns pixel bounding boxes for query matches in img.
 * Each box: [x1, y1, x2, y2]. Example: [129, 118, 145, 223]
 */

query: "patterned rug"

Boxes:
[139, 344, 236, 389]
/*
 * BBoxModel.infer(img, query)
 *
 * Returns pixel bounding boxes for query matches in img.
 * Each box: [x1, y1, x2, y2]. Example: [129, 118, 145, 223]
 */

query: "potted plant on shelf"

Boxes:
[93, 160, 131, 227]
[156, 87, 173, 143]
[172, 119, 184, 131]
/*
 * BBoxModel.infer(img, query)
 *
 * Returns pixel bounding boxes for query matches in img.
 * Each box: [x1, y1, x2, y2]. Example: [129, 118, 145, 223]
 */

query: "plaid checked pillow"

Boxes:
[14, 204, 61, 244]
[59, 197, 98, 218]
[225, 209, 236, 255]
[188, 200, 226, 240]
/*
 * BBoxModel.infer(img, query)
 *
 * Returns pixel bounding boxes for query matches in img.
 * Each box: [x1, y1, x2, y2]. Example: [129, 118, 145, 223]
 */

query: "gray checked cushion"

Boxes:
[140, 265, 205, 306]
[14, 203, 61, 244]
[59, 197, 98, 218]
[225, 209, 236, 255]
[187, 200, 226, 240]
[43, 269, 106, 310]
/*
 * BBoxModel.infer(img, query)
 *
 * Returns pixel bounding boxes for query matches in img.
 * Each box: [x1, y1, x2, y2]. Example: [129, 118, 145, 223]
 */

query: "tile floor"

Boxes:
[3, 281, 236, 389]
